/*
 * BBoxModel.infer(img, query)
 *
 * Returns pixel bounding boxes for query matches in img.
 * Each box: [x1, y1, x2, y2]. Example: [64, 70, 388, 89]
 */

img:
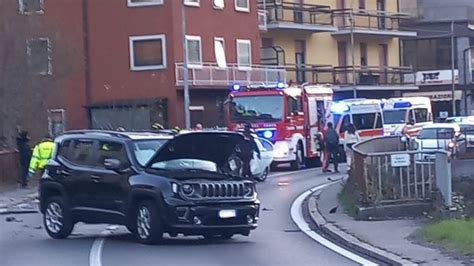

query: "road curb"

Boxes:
[307, 183, 416, 266]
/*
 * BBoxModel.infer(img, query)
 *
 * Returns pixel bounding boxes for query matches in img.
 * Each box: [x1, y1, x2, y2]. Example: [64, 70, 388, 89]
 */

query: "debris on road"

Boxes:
[5, 216, 23, 223]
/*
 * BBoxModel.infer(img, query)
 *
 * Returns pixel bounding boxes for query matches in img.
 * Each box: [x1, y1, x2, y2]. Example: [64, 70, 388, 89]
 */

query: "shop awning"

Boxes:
[403, 91, 462, 102]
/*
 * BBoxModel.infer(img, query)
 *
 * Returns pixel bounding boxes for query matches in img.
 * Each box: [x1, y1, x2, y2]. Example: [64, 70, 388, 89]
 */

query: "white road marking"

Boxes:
[268, 167, 321, 178]
[89, 229, 113, 266]
[290, 183, 378, 266]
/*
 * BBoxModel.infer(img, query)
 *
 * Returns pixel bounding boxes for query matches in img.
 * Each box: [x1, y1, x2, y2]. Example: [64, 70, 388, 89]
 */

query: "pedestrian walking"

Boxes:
[240, 124, 260, 178]
[29, 134, 54, 178]
[343, 124, 360, 173]
[324, 122, 340, 173]
[16, 131, 31, 188]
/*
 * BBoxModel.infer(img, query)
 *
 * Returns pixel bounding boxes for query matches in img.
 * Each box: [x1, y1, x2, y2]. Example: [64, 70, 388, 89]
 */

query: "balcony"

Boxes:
[333, 65, 416, 90]
[258, 0, 337, 33]
[331, 9, 417, 38]
[175, 63, 287, 87]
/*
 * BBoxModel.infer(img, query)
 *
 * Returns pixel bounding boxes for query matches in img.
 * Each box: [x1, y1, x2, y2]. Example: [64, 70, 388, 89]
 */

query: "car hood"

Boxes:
[146, 132, 245, 169]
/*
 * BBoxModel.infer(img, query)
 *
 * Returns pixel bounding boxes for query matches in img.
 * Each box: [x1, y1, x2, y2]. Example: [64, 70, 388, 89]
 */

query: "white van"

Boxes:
[383, 97, 433, 136]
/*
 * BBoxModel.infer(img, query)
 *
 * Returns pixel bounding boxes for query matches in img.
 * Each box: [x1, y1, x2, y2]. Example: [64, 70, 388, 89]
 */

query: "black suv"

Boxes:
[39, 130, 260, 244]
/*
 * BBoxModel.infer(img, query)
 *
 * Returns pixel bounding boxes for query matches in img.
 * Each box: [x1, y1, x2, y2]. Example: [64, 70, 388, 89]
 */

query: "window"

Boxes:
[66, 140, 95, 166]
[184, 0, 200, 7]
[19, 0, 44, 14]
[419, 128, 455, 140]
[235, 0, 249, 12]
[95, 141, 129, 167]
[414, 108, 429, 123]
[358, 0, 366, 11]
[236, 39, 251, 68]
[27, 38, 52, 75]
[129, 35, 166, 71]
[352, 113, 382, 130]
[186, 36, 202, 66]
[287, 96, 301, 115]
[339, 115, 351, 133]
[360, 43, 368, 67]
[258, 138, 274, 152]
[214, 38, 227, 68]
[57, 140, 72, 161]
[213, 0, 225, 9]
[133, 139, 168, 166]
[127, 0, 163, 7]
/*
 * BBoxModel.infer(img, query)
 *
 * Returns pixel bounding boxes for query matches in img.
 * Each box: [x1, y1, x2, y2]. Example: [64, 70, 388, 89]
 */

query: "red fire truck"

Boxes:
[226, 83, 333, 170]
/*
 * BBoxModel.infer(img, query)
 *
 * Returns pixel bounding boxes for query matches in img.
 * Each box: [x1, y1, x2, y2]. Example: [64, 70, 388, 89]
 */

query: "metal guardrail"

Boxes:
[332, 8, 413, 31]
[353, 136, 452, 207]
[175, 63, 287, 86]
[260, 1, 333, 27]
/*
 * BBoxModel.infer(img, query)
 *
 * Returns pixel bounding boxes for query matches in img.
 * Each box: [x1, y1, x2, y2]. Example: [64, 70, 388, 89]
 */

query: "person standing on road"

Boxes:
[29, 134, 54, 178]
[16, 130, 31, 188]
[324, 122, 340, 173]
[343, 124, 360, 173]
[240, 124, 260, 178]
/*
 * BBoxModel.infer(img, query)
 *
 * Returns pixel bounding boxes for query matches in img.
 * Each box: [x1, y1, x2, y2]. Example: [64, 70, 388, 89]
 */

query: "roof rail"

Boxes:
[62, 130, 131, 139]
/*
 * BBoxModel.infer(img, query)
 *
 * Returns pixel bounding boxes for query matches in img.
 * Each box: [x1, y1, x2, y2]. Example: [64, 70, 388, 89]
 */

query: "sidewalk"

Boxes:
[0, 179, 39, 212]
[310, 182, 466, 265]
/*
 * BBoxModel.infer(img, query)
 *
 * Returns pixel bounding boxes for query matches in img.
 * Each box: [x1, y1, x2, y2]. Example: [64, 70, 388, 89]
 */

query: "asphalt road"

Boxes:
[1, 168, 358, 266]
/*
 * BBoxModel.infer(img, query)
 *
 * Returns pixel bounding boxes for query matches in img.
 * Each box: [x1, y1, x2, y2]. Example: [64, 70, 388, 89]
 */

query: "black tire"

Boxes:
[290, 143, 304, 170]
[134, 200, 164, 245]
[256, 167, 269, 182]
[43, 196, 74, 239]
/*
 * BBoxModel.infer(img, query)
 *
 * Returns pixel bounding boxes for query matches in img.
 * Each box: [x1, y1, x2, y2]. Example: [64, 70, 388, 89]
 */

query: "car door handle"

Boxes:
[91, 175, 101, 182]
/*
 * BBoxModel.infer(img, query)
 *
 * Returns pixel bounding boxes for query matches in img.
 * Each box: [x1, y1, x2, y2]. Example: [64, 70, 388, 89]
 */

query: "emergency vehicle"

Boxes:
[382, 97, 433, 136]
[226, 83, 333, 170]
[328, 99, 384, 142]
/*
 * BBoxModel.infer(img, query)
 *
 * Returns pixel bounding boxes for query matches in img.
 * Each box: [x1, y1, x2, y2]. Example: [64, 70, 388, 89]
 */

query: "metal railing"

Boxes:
[333, 8, 413, 31]
[353, 136, 452, 207]
[333, 65, 415, 86]
[458, 127, 474, 159]
[260, 47, 286, 66]
[285, 64, 334, 84]
[258, 10, 267, 31]
[175, 63, 287, 87]
[259, 0, 333, 27]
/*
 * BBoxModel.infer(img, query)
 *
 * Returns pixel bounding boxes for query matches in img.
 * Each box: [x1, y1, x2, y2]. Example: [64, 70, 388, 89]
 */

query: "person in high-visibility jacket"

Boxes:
[29, 135, 54, 177]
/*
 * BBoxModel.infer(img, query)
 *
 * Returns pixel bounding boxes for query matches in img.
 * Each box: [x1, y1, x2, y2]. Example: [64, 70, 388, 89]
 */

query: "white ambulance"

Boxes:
[382, 97, 433, 136]
[328, 99, 384, 142]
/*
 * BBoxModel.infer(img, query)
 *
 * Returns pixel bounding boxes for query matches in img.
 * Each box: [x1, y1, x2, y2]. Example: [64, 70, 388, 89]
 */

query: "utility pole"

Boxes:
[181, 0, 191, 129]
[451, 20, 456, 116]
[350, 9, 357, 98]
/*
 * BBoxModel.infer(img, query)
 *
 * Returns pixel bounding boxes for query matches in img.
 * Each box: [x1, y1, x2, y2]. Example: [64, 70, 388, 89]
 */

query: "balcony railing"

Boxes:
[175, 63, 287, 87]
[285, 64, 334, 85]
[332, 9, 416, 37]
[259, 0, 334, 31]
[333, 66, 415, 86]
[258, 10, 267, 31]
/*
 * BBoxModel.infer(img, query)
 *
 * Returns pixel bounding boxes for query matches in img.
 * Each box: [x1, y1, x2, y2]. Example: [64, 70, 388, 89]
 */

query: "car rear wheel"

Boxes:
[134, 200, 163, 245]
[256, 167, 269, 182]
[290, 143, 303, 170]
[43, 196, 74, 239]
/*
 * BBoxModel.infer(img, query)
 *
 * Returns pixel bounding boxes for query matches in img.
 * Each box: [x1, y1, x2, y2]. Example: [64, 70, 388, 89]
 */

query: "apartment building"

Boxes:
[259, 0, 417, 99]
[0, 0, 87, 146]
[400, 0, 474, 119]
[85, 0, 282, 129]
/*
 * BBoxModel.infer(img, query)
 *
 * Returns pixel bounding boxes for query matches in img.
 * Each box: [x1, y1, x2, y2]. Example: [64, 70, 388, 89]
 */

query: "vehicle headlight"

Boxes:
[182, 184, 194, 195]
[274, 141, 290, 157]
[244, 183, 254, 197]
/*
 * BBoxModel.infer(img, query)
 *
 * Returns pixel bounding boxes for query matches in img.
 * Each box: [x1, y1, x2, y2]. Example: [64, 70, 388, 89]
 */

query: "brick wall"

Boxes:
[0, 151, 19, 185]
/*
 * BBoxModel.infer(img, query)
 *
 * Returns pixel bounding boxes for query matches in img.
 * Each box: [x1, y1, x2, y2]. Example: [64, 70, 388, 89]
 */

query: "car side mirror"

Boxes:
[104, 158, 121, 171]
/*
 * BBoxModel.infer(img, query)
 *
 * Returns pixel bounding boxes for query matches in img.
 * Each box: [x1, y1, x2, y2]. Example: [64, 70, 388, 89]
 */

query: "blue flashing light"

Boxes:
[263, 130, 274, 139]
[276, 82, 285, 89]
[231, 83, 241, 92]
[394, 102, 412, 109]
[331, 102, 350, 114]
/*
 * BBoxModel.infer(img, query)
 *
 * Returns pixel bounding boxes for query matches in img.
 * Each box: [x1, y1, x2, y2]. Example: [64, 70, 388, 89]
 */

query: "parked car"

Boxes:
[251, 137, 274, 182]
[39, 130, 260, 244]
[412, 124, 464, 160]
[444, 116, 474, 124]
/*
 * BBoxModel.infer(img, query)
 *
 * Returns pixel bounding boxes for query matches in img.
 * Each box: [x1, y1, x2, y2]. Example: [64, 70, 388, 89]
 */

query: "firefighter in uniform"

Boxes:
[29, 135, 54, 178]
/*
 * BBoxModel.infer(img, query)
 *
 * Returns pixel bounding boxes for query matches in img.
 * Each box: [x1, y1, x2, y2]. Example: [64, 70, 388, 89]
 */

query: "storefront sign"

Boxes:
[403, 91, 462, 102]
[391, 154, 411, 167]
[413, 70, 459, 86]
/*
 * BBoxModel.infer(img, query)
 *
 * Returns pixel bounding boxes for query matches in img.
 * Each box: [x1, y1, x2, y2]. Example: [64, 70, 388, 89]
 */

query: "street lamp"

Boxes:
[181, 0, 191, 129]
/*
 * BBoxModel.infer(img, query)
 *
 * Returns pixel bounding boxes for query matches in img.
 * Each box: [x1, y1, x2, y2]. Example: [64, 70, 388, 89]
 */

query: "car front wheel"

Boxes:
[134, 200, 163, 245]
[43, 196, 74, 239]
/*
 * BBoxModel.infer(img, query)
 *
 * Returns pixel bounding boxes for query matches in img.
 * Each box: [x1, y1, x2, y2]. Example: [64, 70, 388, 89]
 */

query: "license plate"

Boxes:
[218, 209, 236, 219]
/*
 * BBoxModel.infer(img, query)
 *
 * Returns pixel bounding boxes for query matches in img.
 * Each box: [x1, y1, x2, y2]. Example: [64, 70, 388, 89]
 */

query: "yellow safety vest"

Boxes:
[29, 140, 54, 174]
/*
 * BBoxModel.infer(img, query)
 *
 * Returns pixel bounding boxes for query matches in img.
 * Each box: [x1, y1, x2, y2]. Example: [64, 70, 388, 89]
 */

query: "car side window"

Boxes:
[258, 138, 273, 151]
[340, 115, 351, 133]
[57, 140, 72, 160]
[67, 139, 95, 166]
[95, 141, 129, 167]
[414, 108, 428, 123]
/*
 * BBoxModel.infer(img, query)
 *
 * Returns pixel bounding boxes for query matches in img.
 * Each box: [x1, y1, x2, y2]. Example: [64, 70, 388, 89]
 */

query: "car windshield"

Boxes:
[383, 109, 407, 124]
[418, 128, 455, 139]
[151, 159, 218, 172]
[352, 113, 382, 130]
[230, 95, 283, 122]
[133, 139, 168, 166]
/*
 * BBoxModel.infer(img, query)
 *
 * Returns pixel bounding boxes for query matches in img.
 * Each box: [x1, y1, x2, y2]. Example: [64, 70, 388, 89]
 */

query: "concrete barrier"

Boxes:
[0, 150, 19, 185]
